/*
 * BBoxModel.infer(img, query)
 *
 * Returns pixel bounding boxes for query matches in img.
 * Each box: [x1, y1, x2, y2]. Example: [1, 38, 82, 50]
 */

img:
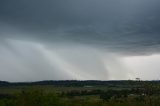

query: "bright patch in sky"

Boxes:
[123, 54, 160, 80]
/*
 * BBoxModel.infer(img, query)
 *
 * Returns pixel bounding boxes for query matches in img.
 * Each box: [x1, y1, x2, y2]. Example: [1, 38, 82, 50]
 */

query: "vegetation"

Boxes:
[0, 80, 160, 106]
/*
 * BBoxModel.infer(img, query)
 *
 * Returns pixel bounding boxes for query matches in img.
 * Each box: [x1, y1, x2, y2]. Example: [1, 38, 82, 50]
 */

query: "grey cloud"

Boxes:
[0, 0, 160, 55]
[0, 0, 160, 81]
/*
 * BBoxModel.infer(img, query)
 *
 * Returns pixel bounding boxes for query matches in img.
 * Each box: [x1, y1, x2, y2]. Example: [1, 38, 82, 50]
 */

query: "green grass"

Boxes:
[0, 81, 160, 106]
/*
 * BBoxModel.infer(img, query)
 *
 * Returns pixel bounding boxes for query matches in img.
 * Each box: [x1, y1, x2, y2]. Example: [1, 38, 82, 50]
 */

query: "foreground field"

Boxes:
[0, 80, 160, 106]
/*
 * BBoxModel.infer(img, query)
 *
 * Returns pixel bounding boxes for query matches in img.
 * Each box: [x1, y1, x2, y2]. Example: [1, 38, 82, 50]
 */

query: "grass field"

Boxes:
[0, 80, 160, 106]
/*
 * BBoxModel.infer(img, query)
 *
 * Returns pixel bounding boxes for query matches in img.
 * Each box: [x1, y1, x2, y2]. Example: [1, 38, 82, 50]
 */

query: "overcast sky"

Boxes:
[0, 0, 160, 82]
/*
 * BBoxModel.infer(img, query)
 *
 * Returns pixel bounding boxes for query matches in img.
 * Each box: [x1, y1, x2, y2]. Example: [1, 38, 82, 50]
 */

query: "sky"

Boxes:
[0, 0, 160, 82]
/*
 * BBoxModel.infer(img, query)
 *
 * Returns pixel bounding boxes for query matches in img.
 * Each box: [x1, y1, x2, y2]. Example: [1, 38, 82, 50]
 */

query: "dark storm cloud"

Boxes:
[1, 0, 160, 81]
[0, 0, 160, 55]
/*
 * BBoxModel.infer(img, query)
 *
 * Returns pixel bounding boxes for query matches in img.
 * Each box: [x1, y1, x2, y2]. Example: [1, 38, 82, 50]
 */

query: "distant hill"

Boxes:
[0, 81, 10, 86]
[0, 80, 160, 87]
